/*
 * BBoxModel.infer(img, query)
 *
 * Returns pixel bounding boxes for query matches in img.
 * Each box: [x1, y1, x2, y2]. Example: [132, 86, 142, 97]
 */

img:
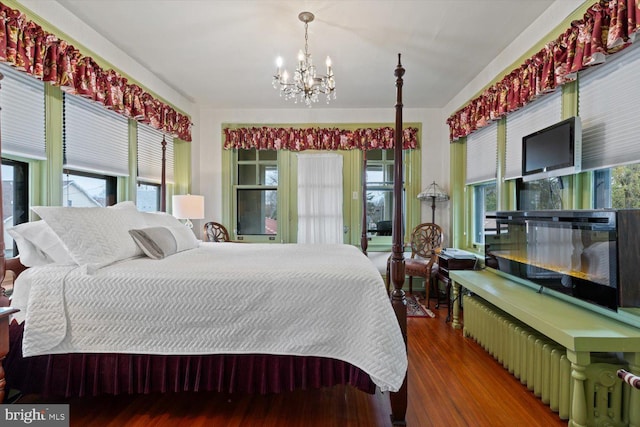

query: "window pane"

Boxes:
[473, 182, 496, 244]
[259, 150, 277, 161]
[367, 150, 382, 161]
[595, 164, 640, 209]
[64, 173, 109, 207]
[237, 189, 277, 235]
[366, 189, 393, 235]
[517, 177, 565, 210]
[3, 159, 29, 258]
[136, 183, 160, 212]
[238, 149, 256, 161]
[260, 165, 278, 185]
[238, 165, 257, 185]
[366, 164, 383, 183]
[3, 163, 14, 258]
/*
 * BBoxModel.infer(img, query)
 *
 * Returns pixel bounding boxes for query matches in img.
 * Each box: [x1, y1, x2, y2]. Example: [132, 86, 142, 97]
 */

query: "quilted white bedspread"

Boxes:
[11, 243, 407, 392]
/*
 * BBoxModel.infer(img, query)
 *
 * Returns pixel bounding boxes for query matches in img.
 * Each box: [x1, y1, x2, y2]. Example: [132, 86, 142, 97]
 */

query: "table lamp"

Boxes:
[172, 194, 204, 228]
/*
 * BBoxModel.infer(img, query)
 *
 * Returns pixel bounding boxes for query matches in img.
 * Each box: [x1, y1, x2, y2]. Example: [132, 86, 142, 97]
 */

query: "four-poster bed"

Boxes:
[0, 58, 409, 425]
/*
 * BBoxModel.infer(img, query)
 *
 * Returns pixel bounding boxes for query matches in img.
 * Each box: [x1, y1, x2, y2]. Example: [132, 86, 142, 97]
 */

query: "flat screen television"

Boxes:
[521, 116, 581, 182]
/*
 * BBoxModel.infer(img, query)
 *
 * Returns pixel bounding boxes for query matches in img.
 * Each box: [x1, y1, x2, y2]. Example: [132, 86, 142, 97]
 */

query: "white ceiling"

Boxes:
[50, 0, 559, 110]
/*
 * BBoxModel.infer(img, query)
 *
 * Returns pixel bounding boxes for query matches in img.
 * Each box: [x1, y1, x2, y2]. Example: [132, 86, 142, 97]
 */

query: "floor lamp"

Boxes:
[417, 181, 449, 224]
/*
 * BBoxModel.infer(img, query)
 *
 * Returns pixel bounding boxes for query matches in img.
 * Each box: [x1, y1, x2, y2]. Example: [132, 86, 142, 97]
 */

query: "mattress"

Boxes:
[10, 242, 407, 392]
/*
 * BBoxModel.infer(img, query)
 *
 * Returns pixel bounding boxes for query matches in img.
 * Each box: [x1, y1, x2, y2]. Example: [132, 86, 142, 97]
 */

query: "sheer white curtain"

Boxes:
[297, 153, 343, 244]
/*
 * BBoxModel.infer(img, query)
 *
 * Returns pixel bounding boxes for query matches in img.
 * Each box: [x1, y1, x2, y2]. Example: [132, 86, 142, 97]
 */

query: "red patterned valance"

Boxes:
[0, 2, 191, 141]
[447, 0, 640, 142]
[224, 126, 419, 151]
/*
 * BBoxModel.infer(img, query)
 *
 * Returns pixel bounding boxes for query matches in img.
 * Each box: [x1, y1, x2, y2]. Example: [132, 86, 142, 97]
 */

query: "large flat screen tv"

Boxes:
[521, 116, 581, 182]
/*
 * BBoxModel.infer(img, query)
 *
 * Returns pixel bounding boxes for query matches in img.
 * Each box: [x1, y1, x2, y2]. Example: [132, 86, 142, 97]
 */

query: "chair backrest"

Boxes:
[203, 221, 230, 242]
[409, 223, 443, 259]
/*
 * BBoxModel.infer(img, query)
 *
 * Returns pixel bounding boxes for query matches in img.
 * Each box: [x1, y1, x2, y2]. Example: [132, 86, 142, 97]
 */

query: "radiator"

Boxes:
[463, 295, 629, 426]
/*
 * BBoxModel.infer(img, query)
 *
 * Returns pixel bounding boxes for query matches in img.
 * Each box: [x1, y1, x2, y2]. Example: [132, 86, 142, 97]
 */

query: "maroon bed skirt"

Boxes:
[4, 321, 375, 398]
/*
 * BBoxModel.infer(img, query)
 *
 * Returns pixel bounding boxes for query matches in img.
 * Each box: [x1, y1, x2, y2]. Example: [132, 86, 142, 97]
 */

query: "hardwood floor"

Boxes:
[17, 302, 566, 427]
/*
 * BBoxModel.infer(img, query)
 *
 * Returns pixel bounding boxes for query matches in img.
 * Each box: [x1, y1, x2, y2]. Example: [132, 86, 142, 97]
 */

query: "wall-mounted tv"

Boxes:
[521, 116, 581, 182]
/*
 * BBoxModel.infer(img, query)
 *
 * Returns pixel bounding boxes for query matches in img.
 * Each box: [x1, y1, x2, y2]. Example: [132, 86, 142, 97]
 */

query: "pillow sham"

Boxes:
[7, 221, 75, 267]
[141, 211, 184, 228]
[31, 205, 147, 266]
[129, 226, 199, 260]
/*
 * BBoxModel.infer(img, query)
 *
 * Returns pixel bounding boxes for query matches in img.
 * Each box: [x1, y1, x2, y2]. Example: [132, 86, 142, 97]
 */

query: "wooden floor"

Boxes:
[18, 301, 566, 427]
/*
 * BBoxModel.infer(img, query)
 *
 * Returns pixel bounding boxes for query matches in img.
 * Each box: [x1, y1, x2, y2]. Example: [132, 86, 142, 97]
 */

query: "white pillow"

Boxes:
[141, 211, 184, 228]
[7, 221, 75, 266]
[31, 205, 147, 266]
[129, 226, 199, 259]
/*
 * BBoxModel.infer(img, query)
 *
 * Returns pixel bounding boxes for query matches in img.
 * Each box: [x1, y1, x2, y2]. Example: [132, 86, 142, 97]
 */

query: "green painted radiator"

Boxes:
[463, 295, 629, 426]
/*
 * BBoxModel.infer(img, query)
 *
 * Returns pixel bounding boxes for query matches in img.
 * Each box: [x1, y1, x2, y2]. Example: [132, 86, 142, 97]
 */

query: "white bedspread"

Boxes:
[11, 243, 407, 392]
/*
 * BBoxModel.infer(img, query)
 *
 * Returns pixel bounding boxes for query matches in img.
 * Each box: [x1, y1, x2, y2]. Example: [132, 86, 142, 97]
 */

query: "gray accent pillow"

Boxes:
[129, 226, 198, 259]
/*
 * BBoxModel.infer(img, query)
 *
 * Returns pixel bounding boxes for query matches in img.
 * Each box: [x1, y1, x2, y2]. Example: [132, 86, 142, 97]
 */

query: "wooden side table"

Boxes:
[436, 251, 477, 322]
[0, 307, 18, 403]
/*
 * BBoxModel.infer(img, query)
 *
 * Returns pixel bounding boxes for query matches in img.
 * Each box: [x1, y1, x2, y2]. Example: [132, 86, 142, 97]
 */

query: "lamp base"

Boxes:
[183, 219, 194, 229]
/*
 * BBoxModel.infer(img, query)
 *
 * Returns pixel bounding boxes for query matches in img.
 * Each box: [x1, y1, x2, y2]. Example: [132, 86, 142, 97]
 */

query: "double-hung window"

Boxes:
[63, 93, 129, 206]
[366, 149, 398, 241]
[137, 123, 173, 211]
[579, 43, 640, 209]
[0, 63, 44, 256]
[235, 149, 278, 236]
[466, 121, 497, 246]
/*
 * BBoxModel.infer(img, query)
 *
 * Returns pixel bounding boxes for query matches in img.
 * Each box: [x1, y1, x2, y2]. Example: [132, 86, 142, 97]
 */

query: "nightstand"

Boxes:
[0, 307, 18, 403]
[436, 251, 477, 322]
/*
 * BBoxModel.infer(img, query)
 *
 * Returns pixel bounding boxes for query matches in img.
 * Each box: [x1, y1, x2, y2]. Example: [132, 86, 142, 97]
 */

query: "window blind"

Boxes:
[137, 122, 174, 183]
[466, 121, 497, 185]
[0, 63, 46, 159]
[579, 43, 640, 171]
[504, 89, 562, 180]
[63, 93, 129, 176]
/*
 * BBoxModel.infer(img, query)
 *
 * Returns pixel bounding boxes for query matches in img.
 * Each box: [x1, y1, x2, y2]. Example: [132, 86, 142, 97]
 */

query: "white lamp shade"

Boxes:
[172, 194, 205, 219]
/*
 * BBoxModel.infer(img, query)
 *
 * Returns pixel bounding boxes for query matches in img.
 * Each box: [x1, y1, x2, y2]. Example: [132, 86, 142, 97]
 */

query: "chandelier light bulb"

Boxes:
[272, 11, 336, 107]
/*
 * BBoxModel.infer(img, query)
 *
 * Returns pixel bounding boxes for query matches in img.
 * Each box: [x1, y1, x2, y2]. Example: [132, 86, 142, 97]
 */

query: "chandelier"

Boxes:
[272, 12, 336, 106]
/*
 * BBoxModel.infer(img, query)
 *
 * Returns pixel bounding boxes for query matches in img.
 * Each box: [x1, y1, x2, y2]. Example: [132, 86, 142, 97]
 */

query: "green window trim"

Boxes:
[221, 123, 421, 247]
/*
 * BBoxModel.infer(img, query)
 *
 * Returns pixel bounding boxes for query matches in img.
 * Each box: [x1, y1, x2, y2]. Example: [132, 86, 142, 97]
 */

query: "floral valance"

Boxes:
[0, 2, 191, 141]
[447, 0, 640, 142]
[224, 126, 419, 151]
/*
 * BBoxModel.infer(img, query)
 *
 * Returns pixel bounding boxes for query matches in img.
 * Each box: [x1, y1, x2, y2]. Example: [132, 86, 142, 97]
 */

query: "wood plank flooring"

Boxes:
[17, 302, 566, 426]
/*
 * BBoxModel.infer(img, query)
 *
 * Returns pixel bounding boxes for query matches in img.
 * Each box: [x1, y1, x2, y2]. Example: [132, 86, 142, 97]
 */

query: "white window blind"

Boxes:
[466, 121, 497, 185]
[579, 43, 640, 171]
[137, 122, 174, 184]
[0, 63, 46, 159]
[63, 93, 129, 176]
[504, 89, 562, 180]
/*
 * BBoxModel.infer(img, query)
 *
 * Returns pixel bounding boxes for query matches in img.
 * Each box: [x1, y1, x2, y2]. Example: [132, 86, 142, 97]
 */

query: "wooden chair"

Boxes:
[386, 223, 443, 299]
[203, 221, 230, 242]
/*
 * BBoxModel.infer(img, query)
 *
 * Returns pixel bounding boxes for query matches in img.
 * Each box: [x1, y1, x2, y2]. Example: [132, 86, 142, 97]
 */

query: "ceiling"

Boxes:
[53, 0, 557, 110]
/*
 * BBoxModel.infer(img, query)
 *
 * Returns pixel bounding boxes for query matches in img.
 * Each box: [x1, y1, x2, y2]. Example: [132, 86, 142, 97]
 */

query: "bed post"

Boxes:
[0, 72, 6, 297]
[160, 136, 167, 212]
[361, 150, 368, 255]
[389, 53, 408, 426]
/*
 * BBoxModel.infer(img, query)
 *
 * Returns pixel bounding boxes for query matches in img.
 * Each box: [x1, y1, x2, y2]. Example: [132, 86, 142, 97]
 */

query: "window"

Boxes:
[517, 177, 566, 210]
[594, 165, 640, 209]
[136, 182, 161, 212]
[235, 149, 278, 235]
[473, 182, 496, 245]
[2, 159, 29, 257]
[366, 149, 398, 238]
[63, 170, 117, 207]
